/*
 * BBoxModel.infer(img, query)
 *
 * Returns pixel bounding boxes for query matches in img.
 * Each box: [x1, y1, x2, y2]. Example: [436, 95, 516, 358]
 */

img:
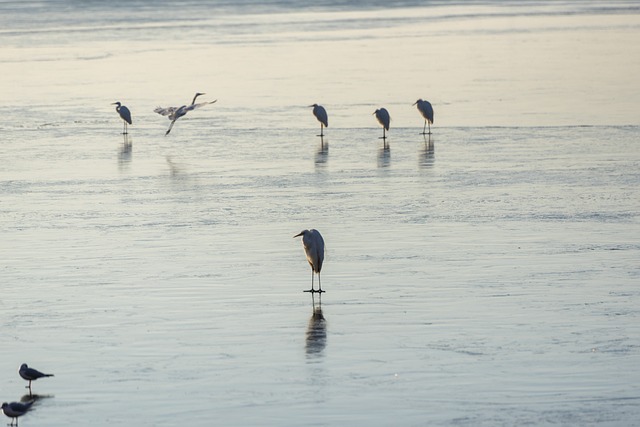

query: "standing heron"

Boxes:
[1, 401, 34, 426]
[413, 99, 434, 134]
[154, 92, 217, 135]
[309, 104, 328, 137]
[374, 108, 391, 139]
[294, 229, 325, 293]
[112, 102, 132, 134]
[19, 363, 54, 392]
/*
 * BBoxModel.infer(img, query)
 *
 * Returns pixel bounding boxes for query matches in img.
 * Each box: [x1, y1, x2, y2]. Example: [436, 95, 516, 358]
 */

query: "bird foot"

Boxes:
[303, 289, 325, 293]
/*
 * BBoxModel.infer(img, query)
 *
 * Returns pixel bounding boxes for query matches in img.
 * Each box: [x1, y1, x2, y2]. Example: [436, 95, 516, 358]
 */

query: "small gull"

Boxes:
[1, 401, 33, 426]
[19, 364, 54, 390]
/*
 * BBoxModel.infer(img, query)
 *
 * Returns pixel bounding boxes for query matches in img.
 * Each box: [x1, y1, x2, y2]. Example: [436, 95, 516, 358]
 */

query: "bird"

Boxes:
[112, 102, 132, 134]
[413, 99, 434, 134]
[1, 401, 34, 426]
[19, 363, 54, 391]
[309, 104, 328, 137]
[294, 229, 325, 293]
[374, 108, 391, 139]
[154, 93, 217, 135]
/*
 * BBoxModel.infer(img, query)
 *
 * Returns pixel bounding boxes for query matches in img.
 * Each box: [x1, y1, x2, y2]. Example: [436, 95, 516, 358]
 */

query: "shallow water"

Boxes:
[1, 1, 639, 426]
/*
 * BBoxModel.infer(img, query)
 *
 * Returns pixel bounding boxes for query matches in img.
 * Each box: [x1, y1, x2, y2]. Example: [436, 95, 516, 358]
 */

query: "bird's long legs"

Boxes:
[421, 120, 432, 135]
[166, 119, 177, 136]
[304, 270, 325, 293]
[318, 124, 324, 137]
[123, 121, 128, 135]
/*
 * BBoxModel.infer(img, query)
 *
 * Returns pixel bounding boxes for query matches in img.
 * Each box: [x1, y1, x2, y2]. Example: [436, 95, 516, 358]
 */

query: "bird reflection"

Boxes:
[20, 393, 52, 403]
[315, 139, 328, 166]
[166, 155, 184, 177]
[118, 135, 132, 169]
[419, 134, 435, 168]
[377, 145, 391, 168]
[305, 294, 327, 358]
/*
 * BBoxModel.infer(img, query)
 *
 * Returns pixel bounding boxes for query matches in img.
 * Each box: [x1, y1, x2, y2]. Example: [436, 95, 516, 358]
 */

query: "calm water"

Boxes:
[1, 1, 639, 426]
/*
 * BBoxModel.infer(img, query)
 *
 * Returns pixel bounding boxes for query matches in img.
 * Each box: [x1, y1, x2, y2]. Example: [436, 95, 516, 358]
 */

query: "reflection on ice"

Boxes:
[305, 296, 326, 359]
[118, 135, 132, 169]
[315, 139, 328, 166]
[166, 155, 184, 177]
[419, 135, 435, 168]
[21, 393, 53, 403]
[377, 145, 390, 168]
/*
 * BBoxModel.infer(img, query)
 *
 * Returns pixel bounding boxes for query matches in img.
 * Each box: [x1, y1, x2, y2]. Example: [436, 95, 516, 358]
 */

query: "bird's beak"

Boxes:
[293, 232, 303, 238]
[412, 101, 418, 106]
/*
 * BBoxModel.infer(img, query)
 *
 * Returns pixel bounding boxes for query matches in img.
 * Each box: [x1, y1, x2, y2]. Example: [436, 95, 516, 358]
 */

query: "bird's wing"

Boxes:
[185, 99, 217, 112]
[24, 366, 47, 379]
[314, 106, 328, 127]
[423, 101, 434, 123]
[154, 106, 178, 117]
[119, 106, 132, 124]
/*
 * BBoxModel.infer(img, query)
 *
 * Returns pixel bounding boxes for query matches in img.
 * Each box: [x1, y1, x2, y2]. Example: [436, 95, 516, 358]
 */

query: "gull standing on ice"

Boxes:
[413, 99, 434, 135]
[310, 104, 328, 137]
[294, 229, 325, 293]
[19, 363, 54, 391]
[1, 401, 33, 426]
[154, 92, 217, 135]
[112, 102, 132, 134]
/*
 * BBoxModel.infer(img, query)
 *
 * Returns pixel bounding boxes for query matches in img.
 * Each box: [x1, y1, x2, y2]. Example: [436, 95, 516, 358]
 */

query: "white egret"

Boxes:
[310, 104, 328, 137]
[1, 401, 33, 426]
[374, 108, 391, 139]
[294, 229, 325, 293]
[112, 102, 132, 134]
[413, 99, 434, 134]
[154, 92, 217, 135]
[19, 363, 54, 391]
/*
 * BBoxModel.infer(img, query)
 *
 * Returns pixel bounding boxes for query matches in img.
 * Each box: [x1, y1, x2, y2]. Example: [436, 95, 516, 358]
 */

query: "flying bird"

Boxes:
[112, 102, 132, 134]
[154, 92, 217, 135]
[294, 229, 325, 293]
[19, 363, 54, 391]
[310, 104, 328, 137]
[374, 108, 391, 139]
[413, 99, 434, 134]
[1, 401, 34, 426]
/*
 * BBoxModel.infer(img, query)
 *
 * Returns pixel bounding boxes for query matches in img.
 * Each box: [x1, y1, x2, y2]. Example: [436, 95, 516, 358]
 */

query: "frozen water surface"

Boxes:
[1, 1, 639, 426]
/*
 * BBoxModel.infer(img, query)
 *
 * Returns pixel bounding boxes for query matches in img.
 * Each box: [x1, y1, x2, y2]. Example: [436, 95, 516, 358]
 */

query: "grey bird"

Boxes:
[1, 401, 34, 426]
[19, 364, 54, 390]
[374, 107, 391, 139]
[294, 229, 325, 293]
[413, 99, 434, 135]
[154, 92, 217, 135]
[309, 104, 328, 137]
[112, 101, 132, 134]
